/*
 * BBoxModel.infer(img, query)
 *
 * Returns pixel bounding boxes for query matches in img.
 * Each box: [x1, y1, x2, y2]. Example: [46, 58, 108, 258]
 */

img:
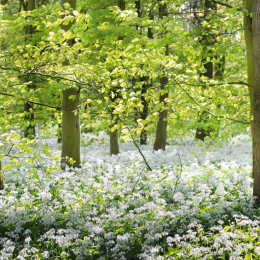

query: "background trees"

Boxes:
[0, 0, 254, 188]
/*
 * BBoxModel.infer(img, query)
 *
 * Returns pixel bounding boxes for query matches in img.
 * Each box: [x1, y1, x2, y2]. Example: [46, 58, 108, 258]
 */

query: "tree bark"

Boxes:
[24, 0, 36, 139]
[0, 160, 4, 190]
[140, 76, 148, 145]
[109, 0, 125, 155]
[252, 0, 260, 202]
[195, 0, 216, 141]
[110, 124, 119, 155]
[153, 1, 168, 151]
[0, 0, 8, 5]
[61, 88, 81, 168]
[243, 0, 254, 138]
[24, 100, 35, 138]
[61, 0, 81, 168]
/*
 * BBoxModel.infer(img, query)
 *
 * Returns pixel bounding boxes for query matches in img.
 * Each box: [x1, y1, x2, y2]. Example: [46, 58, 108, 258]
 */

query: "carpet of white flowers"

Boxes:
[0, 130, 259, 260]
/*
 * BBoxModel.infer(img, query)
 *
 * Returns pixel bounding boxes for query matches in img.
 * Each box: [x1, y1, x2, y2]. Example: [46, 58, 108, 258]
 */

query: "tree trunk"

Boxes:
[243, 0, 254, 138]
[195, 0, 216, 141]
[134, 0, 149, 145]
[109, 0, 125, 155]
[61, 0, 81, 168]
[154, 76, 168, 151]
[110, 124, 119, 155]
[0, 0, 8, 5]
[153, 1, 168, 151]
[24, 0, 36, 138]
[252, 0, 260, 202]
[118, 0, 125, 10]
[140, 76, 148, 145]
[0, 160, 4, 190]
[24, 100, 35, 138]
[61, 88, 81, 168]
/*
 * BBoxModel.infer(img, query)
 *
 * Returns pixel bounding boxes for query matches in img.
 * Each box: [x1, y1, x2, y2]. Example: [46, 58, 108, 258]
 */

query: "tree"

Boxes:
[252, 0, 260, 202]
[153, 0, 169, 151]
[61, 0, 81, 168]
[109, 0, 127, 156]
[243, 0, 254, 138]
[24, 0, 37, 139]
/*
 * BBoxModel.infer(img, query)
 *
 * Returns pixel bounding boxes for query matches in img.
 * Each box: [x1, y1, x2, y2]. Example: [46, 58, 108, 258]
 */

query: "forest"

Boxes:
[0, 0, 259, 259]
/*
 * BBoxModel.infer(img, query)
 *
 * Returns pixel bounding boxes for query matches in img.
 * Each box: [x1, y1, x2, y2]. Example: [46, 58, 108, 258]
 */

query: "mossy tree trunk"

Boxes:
[61, 88, 81, 168]
[252, 0, 260, 202]
[61, 0, 81, 168]
[153, 0, 168, 151]
[243, 0, 254, 138]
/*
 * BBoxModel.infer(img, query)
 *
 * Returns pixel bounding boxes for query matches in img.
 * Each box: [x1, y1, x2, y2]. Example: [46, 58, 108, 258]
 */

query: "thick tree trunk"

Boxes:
[252, 0, 260, 202]
[24, 0, 36, 138]
[0, 160, 4, 190]
[243, 0, 254, 138]
[154, 1, 168, 151]
[61, 0, 81, 168]
[61, 88, 81, 168]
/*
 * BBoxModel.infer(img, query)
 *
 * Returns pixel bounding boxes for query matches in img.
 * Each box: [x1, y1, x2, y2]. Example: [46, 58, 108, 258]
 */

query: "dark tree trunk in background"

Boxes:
[154, 0, 168, 151]
[195, 0, 216, 141]
[109, 0, 125, 155]
[24, 0, 36, 138]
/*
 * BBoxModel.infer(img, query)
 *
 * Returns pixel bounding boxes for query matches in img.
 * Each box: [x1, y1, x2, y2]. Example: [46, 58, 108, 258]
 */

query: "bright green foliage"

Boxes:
[0, 0, 249, 153]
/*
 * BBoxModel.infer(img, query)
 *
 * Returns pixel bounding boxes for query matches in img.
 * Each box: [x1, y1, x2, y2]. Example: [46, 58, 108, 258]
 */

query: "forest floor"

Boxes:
[0, 130, 258, 260]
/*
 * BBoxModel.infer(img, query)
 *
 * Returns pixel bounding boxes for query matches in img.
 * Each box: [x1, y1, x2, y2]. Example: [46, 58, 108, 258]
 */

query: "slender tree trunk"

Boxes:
[195, 0, 216, 141]
[0, 160, 4, 190]
[215, 56, 225, 79]
[195, 0, 217, 141]
[61, 0, 81, 168]
[24, 0, 36, 138]
[24, 100, 35, 138]
[109, 0, 125, 155]
[134, 0, 149, 145]
[153, 1, 168, 151]
[252, 0, 260, 202]
[140, 76, 148, 145]
[243, 0, 254, 138]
